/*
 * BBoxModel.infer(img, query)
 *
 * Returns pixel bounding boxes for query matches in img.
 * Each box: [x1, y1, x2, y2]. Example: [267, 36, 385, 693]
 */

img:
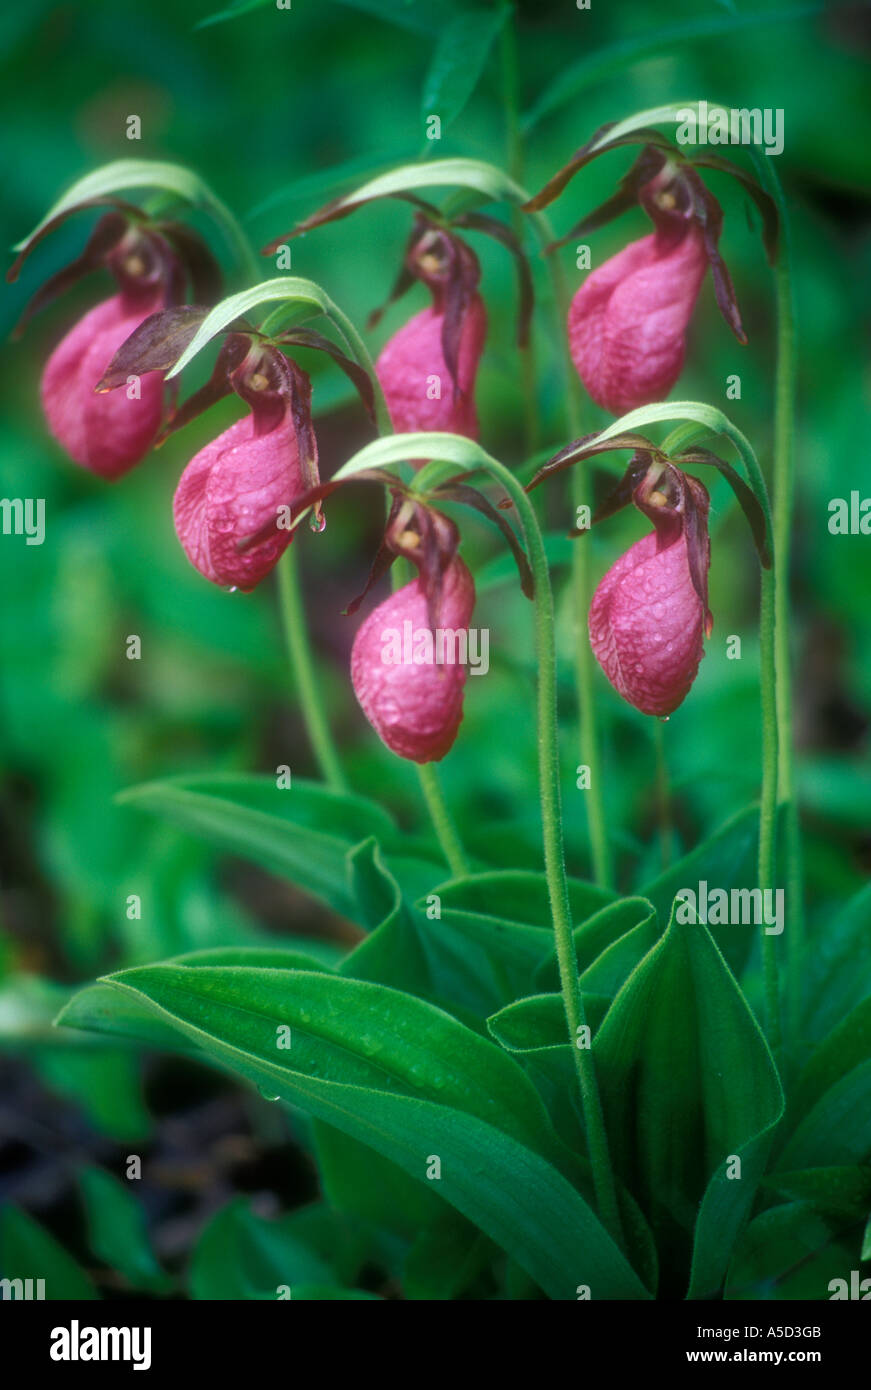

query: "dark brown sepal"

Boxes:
[95, 304, 212, 391]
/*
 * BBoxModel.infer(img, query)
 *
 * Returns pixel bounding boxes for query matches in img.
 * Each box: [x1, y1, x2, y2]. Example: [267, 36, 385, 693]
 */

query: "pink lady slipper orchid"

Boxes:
[588, 460, 712, 717]
[350, 506, 476, 762]
[525, 144, 748, 418]
[41, 285, 166, 479]
[375, 223, 487, 443]
[173, 342, 316, 591]
[10, 207, 222, 479]
[568, 216, 709, 417]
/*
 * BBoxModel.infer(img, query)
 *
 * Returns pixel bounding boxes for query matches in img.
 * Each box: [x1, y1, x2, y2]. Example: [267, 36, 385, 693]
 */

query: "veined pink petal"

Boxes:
[351, 558, 475, 762]
[568, 224, 708, 416]
[376, 296, 487, 439]
[589, 529, 706, 716]
[40, 293, 164, 478]
[173, 410, 303, 590]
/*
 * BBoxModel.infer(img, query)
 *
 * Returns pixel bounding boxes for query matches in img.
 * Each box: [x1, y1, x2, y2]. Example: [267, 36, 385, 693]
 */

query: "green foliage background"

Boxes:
[0, 0, 869, 1300]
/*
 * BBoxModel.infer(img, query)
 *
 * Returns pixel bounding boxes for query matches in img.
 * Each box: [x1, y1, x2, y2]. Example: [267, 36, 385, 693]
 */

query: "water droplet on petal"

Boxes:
[658, 715, 670, 724]
[310, 511, 326, 534]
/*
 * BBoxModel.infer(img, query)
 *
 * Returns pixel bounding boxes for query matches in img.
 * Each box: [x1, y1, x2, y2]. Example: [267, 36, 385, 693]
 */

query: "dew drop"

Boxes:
[658, 715, 670, 724]
[310, 511, 327, 534]
[258, 1085, 280, 1102]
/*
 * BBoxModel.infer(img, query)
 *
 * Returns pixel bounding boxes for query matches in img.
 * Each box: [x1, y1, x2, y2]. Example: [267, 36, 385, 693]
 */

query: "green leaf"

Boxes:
[803, 883, 871, 1040]
[12, 158, 252, 276]
[725, 1202, 864, 1301]
[189, 1199, 336, 1299]
[96, 964, 565, 1164]
[284, 160, 527, 242]
[165, 278, 345, 378]
[641, 805, 759, 982]
[0, 1206, 98, 1300]
[790, 995, 871, 1122]
[421, 10, 506, 129]
[424, 869, 613, 999]
[535, 896, 657, 992]
[594, 904, 783, 1288]
[762, 1166, 871, 1222]
[117, 775, 397, 919]
[487, 991, 612, 1055]
[313, 1121, 443, 1240]
[79, 1168, 171, 1294]
[339, 839, 432, 993]
[83, 965, 646, 1298]
[776, 1060, 871, 1172]
[404, 1213, 494, 1300]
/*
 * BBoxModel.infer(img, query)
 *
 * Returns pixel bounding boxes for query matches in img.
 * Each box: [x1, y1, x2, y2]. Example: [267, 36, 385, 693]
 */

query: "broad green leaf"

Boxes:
[403, 1213, 494, 1300]
[83, 965, 646, 1298]
[340, 839, 431, 993]
[0, 1206, 98, 1300]
[190, 1199, 335, 1299]
[313, 1122, 443, 1240]
[96, 965, 566, 1166]
[790, 995, 871, 1123]
[428, 870, 613, 983]
[79, 1168, 171, 1294]
[535, 897, 657, 992]
[57, 982, 205, 1053]
[776, 1060, 871, 1171]
[117, 775, 397, 919]
[594, 905, 783, 1288]
[803, 883, 871, 1041]
[762, 1166, 871, 1222]
[487, 992, 611, 1055]
[725, 1201, 864, 1301]
[641, 805, 759, 981]
[421, 10, 506, 128]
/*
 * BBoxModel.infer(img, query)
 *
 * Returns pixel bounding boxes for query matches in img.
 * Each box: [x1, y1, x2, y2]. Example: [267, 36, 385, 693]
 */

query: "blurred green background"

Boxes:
[0, 0, 869, 1294]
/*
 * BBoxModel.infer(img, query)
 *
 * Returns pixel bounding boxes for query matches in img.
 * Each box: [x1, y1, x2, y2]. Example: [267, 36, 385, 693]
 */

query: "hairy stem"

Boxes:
[277, 546, 349, 794]
[487, 455, 623, 1246]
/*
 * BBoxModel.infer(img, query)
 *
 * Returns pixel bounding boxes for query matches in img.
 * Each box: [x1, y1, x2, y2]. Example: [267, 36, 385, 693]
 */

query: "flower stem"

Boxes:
[277, 546, 349, 794]
[758, 563, 781, 1054]
[486, 455, 623, 1246]
[653, 719, 672, 871]
[530, 216, 614, 890]
[771, 194, 804, 1050]
[417, 764, 469, 878]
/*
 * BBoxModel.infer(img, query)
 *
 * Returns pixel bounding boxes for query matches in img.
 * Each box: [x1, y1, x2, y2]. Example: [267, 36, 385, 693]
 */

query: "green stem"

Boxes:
[537, 226, 613, 889]
[747, 152, 802, 1052]
[653, 719, 672, 872]
[485, 455, 623, 1246]
[771, 194, 803, 1050]
[417, 764, 469, 878]
[759, 564, 781, 1055]
[277, 546, 349, 794]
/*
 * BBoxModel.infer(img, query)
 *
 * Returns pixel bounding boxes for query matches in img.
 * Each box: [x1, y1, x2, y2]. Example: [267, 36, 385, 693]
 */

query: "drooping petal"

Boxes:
[376, 297, 487, 439]
[589, 529, 706, 716]
[40, 293, 165, 478]
[568, 224, 708, 416]
[173, 409, 303, 590]
[351, 557, 475, 762]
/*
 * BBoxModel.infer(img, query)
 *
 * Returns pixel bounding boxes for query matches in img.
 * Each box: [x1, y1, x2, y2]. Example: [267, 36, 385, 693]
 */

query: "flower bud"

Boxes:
[568, 220, 708, 417]
[40, 290, 165, 478]
[588, 467, 711, 716]
[376, 295, 487, 438]
[351, 556, 475, 762]
[173, 406, 302, 591]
